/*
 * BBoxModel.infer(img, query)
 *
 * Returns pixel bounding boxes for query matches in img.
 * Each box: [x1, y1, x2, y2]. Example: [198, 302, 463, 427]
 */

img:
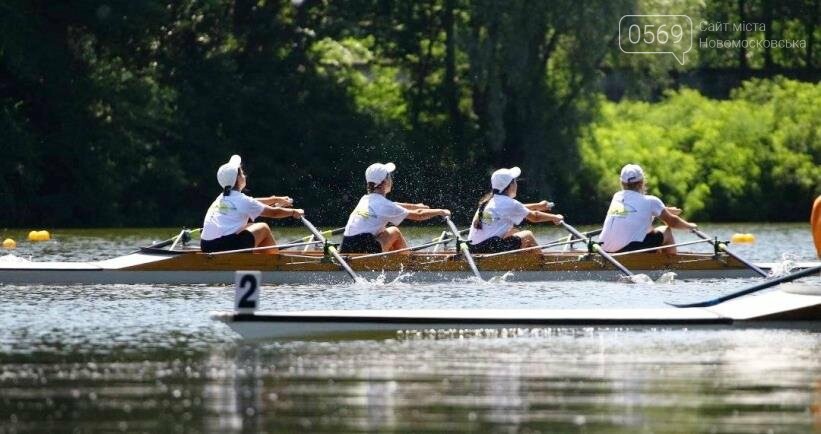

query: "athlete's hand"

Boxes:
[536, 200, 553, 211]
[440, 209, 452, 218]
[290, 208, 305, 219]
[551, 214, 564, 225]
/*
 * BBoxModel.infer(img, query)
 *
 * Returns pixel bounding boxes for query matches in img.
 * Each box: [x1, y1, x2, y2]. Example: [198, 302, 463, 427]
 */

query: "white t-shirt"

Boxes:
[467, 195, 530, 244]
[599, 190, 665, 252]
[201, 191, 266, 240]
[343, 194, 409, 236]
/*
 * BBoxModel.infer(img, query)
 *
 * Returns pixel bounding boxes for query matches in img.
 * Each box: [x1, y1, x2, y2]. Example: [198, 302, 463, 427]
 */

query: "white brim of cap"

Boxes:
[509, 166, 521, 178]
[385, 162, 396, 173]
[228, 154, 241, 168]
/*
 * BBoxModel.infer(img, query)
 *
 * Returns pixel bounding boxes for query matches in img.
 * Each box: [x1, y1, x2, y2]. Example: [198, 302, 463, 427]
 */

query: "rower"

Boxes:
[339, 162, 451, 253]
[599, 164, 696, 254]
[200, 155, 304, 253]
[467, 167, 563, 254]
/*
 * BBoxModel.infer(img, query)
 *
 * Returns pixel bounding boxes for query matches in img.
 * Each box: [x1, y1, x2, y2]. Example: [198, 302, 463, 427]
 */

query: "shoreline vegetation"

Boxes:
[1, 1, 818, 227]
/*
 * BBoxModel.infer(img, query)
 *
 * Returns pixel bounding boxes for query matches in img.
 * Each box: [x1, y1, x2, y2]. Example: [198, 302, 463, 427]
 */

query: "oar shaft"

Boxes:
[348, 237, 454, 261]
[669, 264, 821, 308]
[560, 222, 634, 277]
[205, 240, 322, 255]
[692, 229, 767, 277]
[288, 226, 345, 244]
[444, 217, 483, 280]
[479, 236, 586, 258]
[300, 217, 359, 282]
[610, 238, 712, 257]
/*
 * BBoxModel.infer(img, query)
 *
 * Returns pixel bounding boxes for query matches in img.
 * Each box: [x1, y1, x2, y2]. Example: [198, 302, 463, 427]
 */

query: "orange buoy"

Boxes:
[813, 195, 821, 258]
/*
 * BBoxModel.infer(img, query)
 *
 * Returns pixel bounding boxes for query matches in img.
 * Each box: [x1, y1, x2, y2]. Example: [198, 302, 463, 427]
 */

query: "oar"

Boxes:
[146, 228, 202, 250]
[431, 228, 467, 252]
[300, 217, 359, 282]
[692, 229, 767, 277]
[668, 265, 821, 308]
[560, 221, 634, 278]
[286, 226, 345, 245]
[444, 216, 483, 280]
[348, 236, 455, 261]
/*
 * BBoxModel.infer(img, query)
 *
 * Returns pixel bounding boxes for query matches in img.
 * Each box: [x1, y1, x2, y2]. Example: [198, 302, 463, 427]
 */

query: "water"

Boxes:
[0, 224, 819, 432]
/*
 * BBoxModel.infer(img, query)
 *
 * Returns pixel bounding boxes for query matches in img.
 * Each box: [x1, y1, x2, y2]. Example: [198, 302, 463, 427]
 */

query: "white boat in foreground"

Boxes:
[211, 283, 821, 340]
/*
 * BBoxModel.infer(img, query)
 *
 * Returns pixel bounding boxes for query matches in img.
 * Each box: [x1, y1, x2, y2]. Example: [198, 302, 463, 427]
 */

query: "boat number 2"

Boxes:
[234, 271, 261, 310]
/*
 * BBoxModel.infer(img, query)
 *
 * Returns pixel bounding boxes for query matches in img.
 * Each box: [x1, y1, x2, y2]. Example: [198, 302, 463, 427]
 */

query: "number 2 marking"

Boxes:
[237, 275, 257, 309]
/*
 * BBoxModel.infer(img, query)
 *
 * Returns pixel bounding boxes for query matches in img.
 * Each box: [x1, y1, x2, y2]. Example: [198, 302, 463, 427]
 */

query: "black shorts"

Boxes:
[200, 230, 255, 253]
[339, 233, 382, 254]
[468, 236, 523, 254]
[617, 231, 664, 253]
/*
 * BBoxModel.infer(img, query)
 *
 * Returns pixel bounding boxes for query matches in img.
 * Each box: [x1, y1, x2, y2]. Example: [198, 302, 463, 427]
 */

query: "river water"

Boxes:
[0, 224, 819, 433]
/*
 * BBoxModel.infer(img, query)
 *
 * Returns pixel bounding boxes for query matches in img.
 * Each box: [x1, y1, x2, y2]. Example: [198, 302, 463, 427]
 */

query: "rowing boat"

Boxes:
[210, 284, 821, 340]
[0, 245, 817, 285]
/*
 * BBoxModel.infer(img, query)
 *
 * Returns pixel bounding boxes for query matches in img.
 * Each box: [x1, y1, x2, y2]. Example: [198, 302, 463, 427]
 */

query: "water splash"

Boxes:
[0, 254, 30, 264]
[487, 271, 515, 284]
[655, 272, 677, 284]
[769, 253, 800, 276]
[620, 273, 653, 284]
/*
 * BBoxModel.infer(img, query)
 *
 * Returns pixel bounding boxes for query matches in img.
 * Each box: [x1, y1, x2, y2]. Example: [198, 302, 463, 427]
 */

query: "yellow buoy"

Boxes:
[2, 238, 15, 249]
[28, 230, 51, 242]
[731, 233, 755, 244]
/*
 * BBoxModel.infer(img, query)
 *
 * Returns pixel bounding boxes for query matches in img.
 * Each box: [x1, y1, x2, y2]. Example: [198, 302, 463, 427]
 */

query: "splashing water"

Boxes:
[0, 254, 30, 264]
[655, 272, 677, 284]
[619, 273, 654, 284]
[769, 253, 801, 276]
[487, 271, 515, 284]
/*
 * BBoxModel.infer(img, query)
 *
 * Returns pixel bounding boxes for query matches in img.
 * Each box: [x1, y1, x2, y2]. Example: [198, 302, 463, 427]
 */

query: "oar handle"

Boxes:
[444, 217, 483, 280]
[691, 229, 767, 277]
[300, 217, 359, 282]
[560, 221, 634, 277]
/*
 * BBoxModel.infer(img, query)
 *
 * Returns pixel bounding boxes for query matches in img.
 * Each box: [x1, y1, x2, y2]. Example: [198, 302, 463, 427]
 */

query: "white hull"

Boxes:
[211, 287, 821, 340]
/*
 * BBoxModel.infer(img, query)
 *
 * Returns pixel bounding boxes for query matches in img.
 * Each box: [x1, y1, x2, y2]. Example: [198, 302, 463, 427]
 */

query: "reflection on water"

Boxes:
[2, 330, 819, 432]
[0, 225, 819, 432]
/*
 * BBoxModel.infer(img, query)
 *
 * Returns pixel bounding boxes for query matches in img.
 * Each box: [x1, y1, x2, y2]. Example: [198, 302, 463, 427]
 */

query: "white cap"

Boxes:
[620, 164, 645, 183]
[491, 167, 521, 191]
[217, 155, 242, 188]
[365, 162, 396, 184]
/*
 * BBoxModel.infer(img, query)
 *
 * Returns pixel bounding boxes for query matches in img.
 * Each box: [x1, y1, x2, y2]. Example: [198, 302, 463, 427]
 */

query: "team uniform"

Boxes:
[467, 195, 530, 253]
[200, 191, 265, 252]
[599, 190, 665, 252]
[339, 194, 409, 253]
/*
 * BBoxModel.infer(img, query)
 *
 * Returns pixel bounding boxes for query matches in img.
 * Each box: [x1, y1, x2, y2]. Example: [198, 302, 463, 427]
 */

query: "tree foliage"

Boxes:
[579, 77, 821, 221]
[0, 0, 818, 227]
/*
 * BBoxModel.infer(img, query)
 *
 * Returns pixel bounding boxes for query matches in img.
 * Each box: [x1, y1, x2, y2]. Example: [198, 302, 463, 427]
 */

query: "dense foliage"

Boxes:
[580, 78, 821, 221]
[1, 0, 818, 227]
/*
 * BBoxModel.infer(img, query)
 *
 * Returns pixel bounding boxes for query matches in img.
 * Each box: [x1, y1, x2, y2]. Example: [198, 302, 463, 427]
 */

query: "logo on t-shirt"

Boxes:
[607, 202, 636, 217]
[354, 206, 374, 219]
[213, 199, 238, 215]
[479, 211, 494, 224]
